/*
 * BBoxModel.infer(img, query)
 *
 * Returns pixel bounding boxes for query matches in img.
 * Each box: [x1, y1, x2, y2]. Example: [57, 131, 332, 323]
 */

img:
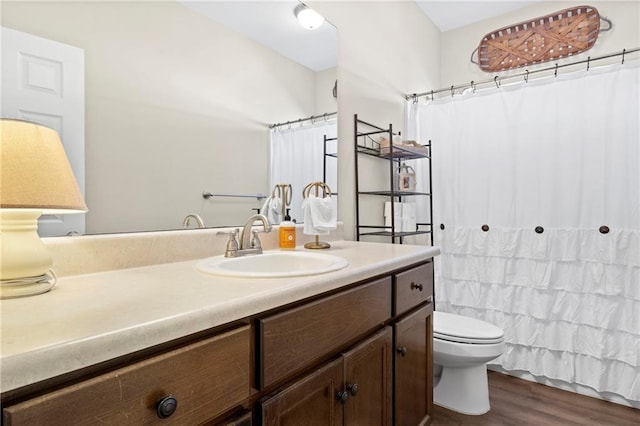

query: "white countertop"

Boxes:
[0, 241, 439, 393]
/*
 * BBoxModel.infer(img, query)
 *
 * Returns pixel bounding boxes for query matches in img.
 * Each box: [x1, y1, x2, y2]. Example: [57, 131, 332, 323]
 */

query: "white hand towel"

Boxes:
[261, 196, 282, 225]
[302, 195, 337, 235]
[401, 202, 416, 232]
[302, 197, 315, 235]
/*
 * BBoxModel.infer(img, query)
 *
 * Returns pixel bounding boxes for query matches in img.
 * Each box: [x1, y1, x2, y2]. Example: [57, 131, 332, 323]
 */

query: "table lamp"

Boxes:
[0, 118, 87, 299]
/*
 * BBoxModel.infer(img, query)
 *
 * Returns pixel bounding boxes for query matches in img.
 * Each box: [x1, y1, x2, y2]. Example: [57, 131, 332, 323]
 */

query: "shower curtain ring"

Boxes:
[412, 94, 418, 104]
[471, 81, 476, 93]
[451, 85, 455, 97]
[587, 56, 591, 71]
[494, 76, 500, 88]
[524, 70, 529, 83]
[621, 48, 626, 65]
[430, 90, 434, 101]
[554, 63, 559, 77]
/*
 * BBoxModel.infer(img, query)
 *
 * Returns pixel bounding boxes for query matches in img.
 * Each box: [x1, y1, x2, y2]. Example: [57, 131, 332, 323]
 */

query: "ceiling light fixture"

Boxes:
[294, 4, 324, 30]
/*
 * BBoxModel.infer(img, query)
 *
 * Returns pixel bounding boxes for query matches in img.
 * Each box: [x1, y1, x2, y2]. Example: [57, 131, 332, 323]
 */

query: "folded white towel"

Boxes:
[302, 195, 337, 235]
[261, 196, 282, 225]
[384, 202, 417, 232]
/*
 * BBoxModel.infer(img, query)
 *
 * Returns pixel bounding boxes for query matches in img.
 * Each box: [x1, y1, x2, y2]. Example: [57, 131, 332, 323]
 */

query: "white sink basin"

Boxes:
[196, 251, 349, 278]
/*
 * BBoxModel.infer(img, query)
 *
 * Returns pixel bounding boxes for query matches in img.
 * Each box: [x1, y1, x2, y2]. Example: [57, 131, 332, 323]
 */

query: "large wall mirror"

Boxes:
[1, 1, 337, 236]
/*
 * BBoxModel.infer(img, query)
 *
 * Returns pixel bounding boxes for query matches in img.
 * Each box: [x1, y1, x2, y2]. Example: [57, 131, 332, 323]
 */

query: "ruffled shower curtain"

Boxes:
[269, 121, 337, 224]
[408, 63, 640, 403]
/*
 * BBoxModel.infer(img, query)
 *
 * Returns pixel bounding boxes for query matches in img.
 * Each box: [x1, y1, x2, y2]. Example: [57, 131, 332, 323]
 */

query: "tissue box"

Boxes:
[384, 202, 417, 233]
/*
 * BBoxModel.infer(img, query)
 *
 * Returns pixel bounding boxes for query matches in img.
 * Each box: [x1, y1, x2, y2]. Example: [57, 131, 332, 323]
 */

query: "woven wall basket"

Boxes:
[474, 5, 604, 72]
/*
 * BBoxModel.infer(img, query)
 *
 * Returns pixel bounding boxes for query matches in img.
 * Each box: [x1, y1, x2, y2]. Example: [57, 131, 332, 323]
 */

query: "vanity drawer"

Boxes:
[258, 277, 392, 389]
[3, 326, 250, 426]
[394, 261, 433, 316]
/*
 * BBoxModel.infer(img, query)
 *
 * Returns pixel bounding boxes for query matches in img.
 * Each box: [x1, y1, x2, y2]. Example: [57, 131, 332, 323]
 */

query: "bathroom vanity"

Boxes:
[0, 239, 438, 425]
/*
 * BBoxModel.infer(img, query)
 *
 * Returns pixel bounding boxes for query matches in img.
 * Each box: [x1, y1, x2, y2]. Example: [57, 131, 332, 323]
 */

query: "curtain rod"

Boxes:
[406, 47, 639, 101]
[270, 111, 337, 129]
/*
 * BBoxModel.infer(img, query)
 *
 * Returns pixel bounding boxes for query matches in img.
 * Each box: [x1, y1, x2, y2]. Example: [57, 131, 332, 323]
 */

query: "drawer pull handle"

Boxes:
[347, 383, 359, 396]
[156, 395, 178, 419]
[397, 346, 408, 357]
[410, 282, 423, 292]
[337, 390, 350, 404]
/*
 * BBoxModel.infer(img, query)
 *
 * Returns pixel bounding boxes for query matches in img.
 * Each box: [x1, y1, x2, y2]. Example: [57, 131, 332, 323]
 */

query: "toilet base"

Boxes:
[434, 363, 490, 415]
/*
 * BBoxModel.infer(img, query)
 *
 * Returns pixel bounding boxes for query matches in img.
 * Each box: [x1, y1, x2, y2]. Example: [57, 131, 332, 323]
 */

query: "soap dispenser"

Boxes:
[279, 209, 296, 250]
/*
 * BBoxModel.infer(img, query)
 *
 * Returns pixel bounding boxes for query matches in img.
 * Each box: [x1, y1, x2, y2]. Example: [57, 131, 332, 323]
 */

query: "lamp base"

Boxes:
[0, 271, 57, 299]
[1, 210, 56, 298]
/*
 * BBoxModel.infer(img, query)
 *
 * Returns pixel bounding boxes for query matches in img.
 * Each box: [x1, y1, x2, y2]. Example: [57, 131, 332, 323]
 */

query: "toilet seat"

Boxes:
[434, 311, 504, 344]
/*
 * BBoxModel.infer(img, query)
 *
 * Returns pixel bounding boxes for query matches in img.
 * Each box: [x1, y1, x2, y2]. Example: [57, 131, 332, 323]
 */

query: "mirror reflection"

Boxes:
[1, 0, 337, 236]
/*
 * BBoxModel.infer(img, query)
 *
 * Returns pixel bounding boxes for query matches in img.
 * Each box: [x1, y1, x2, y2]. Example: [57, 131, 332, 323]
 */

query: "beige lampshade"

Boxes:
[0, 119, 87, 213]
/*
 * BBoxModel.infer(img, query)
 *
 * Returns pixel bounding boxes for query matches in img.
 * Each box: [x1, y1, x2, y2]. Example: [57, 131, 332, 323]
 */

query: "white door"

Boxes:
[1, 26, 85, 236]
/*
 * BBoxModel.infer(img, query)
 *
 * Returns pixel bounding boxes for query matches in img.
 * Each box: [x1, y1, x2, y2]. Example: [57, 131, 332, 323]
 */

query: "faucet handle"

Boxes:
[218, 228, 239, 257]
[250, 229, 263, 250]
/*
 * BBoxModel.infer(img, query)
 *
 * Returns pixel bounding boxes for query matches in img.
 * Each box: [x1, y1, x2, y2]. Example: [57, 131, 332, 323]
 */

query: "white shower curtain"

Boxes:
[269, 120, 337, 224]
[408, 63, 640, 403]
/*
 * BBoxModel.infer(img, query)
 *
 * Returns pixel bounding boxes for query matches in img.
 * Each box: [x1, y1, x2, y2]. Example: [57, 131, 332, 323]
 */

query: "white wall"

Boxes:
[2, 1, 330, 234]
[440, 1, 640, 87]
[311, 0, 441, 240]
[316, 67, 338, 114]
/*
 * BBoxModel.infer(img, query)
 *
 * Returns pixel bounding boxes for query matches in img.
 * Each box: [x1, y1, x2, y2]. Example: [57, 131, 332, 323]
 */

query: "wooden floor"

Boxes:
[431, 371, 640, 425]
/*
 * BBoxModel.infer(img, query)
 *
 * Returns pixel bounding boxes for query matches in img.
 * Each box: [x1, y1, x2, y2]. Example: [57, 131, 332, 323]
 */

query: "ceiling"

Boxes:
[180, 1, 337, 72]
[180, 1, 539, 71]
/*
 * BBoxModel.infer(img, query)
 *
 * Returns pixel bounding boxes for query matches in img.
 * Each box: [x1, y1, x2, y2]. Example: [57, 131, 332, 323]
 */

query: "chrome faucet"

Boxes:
[221, 214, 272, 258]
[183, 214, 205, 229]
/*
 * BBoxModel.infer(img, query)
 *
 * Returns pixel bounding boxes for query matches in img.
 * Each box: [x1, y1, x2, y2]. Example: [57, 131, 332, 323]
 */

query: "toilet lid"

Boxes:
[434, 311, 504, 344]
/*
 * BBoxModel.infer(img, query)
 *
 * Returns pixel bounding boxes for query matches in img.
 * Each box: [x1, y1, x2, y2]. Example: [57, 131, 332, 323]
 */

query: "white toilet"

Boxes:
[433, 311, 505, 415]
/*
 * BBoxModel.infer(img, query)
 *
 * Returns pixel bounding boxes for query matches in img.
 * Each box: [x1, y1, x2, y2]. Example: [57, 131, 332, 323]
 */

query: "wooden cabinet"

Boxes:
[258, 278, 392, 389]
[260, 261, 433, 426]
[394, 261, 433, 316]
[2, 326, 251, 426]
[2, 260, 434, 426]
[261, 358, 344, 426]
[261, 327, 392, 426]
[343, 327, 393, 425]
[392, 260, 434, 426]
[394, 304, 433, 426]
[213, 410, 253, 426]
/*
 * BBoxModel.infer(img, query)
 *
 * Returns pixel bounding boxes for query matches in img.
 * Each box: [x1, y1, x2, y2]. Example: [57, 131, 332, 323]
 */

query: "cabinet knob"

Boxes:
[156, 395, 178, 419]
[397, 346, 408, 357]
[410, 282, 423, 291]
[347, 383, 359, 396]
[336, 390, 350, 404]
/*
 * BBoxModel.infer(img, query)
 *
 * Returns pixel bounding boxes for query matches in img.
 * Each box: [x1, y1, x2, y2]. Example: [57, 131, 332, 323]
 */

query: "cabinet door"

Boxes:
[394, 303, 433, 426]
[342, 327, 393, 426]
[212, 410, 252, 426]
[261, 358, 343, 426]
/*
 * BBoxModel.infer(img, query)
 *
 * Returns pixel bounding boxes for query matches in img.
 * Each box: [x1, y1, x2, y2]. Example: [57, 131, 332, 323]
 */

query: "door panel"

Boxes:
[343, 327, 393, 426]
[394, 303, 433, 426]
[261, 358, 343, 426]
[1, 26, 85, 236]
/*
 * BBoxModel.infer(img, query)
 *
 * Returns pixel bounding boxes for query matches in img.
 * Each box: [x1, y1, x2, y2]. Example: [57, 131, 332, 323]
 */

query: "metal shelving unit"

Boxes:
[354, 114, 433, 244]
[322, 135, 338, 197]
